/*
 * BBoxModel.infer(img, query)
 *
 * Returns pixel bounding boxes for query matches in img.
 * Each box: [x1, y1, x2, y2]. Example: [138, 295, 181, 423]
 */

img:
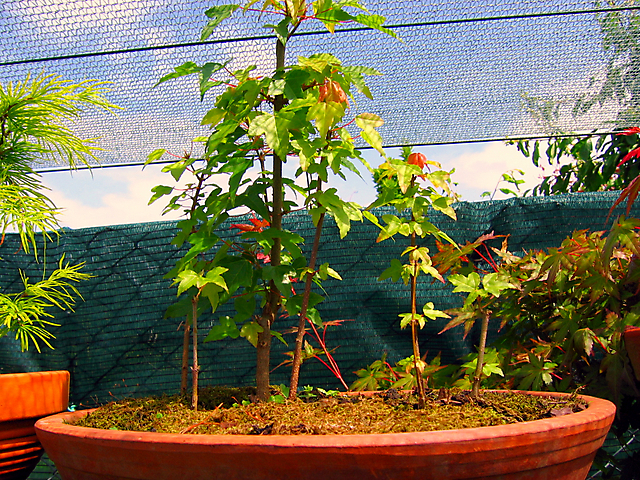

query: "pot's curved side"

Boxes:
[0, 371, 70, 480]
[35, 392, 615, 480]
[624, 326, 640, 381]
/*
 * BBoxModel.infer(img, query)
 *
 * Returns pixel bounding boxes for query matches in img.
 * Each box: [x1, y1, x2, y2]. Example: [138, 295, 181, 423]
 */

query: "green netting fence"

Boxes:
[1, 191, 639, 479]
[2, 191, 635, 399]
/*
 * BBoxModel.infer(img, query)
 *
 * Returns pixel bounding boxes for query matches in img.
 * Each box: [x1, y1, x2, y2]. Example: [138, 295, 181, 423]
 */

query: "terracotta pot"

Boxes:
[0, 371, 70, 480]
[624, 326, 640, 381]
[35, 391, 614, 480]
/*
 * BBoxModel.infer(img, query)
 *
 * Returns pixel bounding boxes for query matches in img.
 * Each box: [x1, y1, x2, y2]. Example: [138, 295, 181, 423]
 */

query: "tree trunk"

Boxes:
[472, 311, 490, 399]
[289, 212, 325, 399]
[410, 229, 426, 408]
[191, 297, 199, 410]
[181, 320, 190, 395]
[255, 37, 287, 402]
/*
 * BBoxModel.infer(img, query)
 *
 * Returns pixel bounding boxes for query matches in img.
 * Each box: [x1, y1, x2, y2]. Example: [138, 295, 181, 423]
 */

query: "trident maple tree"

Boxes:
[147, 0, 396, 403]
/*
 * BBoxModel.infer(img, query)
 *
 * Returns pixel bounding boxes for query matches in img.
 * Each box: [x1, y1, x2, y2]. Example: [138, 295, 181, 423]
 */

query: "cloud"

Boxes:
[38, 142, 555, 230]
[426, 142, 546, 201]
[40, 164, 184, 229]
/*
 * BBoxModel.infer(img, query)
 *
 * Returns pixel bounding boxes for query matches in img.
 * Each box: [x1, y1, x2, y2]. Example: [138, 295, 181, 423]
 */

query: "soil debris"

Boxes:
[74, 386, 588, 436]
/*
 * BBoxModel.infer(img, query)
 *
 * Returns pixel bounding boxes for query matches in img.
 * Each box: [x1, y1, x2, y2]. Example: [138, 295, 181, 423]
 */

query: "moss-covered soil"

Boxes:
[75, 387, 587, 435]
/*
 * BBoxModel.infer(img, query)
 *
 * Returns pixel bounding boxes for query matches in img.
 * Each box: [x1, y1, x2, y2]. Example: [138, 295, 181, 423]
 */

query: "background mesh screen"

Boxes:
[2, 0, 639, 169]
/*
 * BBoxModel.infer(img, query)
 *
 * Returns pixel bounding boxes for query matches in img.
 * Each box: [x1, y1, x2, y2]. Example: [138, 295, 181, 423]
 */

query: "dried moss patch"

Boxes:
[75, 387, 587, 436]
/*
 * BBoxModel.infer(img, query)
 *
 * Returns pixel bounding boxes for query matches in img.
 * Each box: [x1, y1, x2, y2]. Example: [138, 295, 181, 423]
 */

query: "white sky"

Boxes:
[39, 141, 548, 230]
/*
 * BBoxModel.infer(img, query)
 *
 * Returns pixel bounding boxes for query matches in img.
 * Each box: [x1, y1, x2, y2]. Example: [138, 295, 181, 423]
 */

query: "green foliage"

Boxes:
[350, 353, 454, 391]
[370, 147, 458, 403]
[514, 5, 640, 198]
[1, 73, 118, 254]
[481, 169, 525, 199]
[0, 73, 116, 351]
[0, 258, 91, 352]
[149, 0, 396, 397]
[513, 132, 640, 196]
[442, 218, 640, 405]
[452, 349, 504, 389]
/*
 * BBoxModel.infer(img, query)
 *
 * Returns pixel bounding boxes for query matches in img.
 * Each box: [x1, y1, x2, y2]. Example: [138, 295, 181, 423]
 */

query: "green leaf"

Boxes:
[205, 266, 229, 291]
[146, 148, 166, 165]
[268, 17, 291, 45]
[240, 320, 263, 347]
[248, 113, 290, 160]
[314, 4, 355, 32]
[378, 258, 404, 283]
[449, 272, 481, 293]
[199, 63, 227, 99]
[149, 185, 173, 205]
[262, 265, 295, 298]
[234, 294, 257, 323]
[155, 62, 201, 87]
[271, 330, 288, 346]
[423, 302, 450, 320]
[399, 313, 424, 329]
[204, 316, 241, 342]
[573, 328, 595, 357]
[354, 13, 398, 39]
[376, 214, 403, 242]
[175, 270, 200, 296]
[222, 258, 255, 293]
[201, 108, 225, 127]
[308, 101, 346, 139]
[482, 272, 516, 297]
[355, 113, 384, 155]
[298, 53, 341, 72]
[200, 283, 220, 312]
[318, 263, 342, 280]
[202, 5, 240, 40]
[315, 189, 361, 238]
[285, 292, 325, 316]
[162, 159, 190, 182]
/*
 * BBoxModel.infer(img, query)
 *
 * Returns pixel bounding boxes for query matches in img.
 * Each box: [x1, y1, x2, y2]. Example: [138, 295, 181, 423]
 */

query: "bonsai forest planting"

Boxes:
[5, 1, 640, 479]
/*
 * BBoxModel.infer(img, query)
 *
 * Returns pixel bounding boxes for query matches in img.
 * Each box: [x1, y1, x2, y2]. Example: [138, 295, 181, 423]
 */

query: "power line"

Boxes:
[35, 130, 619, 173]
[2, 5, 639, 67]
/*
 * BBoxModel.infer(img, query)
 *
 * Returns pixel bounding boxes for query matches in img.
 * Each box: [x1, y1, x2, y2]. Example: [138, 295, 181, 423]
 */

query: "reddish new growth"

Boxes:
[407, 152, 428, 170]
[318, 79, 348, 105]
[230, 217, 270, 233]
[617, 128, 640, 167]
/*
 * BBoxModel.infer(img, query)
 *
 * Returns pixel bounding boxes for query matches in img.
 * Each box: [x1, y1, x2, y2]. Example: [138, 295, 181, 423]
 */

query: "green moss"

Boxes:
[74, 388, 587, 435]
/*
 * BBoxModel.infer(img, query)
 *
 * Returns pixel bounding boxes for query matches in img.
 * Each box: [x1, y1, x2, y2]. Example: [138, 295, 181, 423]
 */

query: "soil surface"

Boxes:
[75, 387, 587, 435]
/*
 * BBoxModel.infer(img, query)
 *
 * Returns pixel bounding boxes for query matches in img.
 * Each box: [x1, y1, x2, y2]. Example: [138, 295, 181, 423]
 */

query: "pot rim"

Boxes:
[0, 370, 70, 423]
[35, 390, 615, 449]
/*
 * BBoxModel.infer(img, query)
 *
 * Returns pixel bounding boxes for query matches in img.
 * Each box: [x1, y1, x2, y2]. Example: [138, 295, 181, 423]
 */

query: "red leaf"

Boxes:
[618, 147, 640, 167]
[608, 174, 640, 221]
[407, 152, 428, 170]
[618, 127, 640, 136]
[230, 217, 270, 233]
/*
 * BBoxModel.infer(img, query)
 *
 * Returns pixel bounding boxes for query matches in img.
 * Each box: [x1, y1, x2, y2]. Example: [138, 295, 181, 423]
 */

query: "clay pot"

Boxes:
[35, 391, 614, 480]
[624, 326, 640, 381]
[0, 371, 70, 480]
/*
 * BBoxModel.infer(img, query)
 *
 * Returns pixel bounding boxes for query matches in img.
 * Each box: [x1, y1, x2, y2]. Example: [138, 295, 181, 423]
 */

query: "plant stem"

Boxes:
[410, 227, 426, 408]
[289, 210, 325, 399]
[472, 310, 490, 399]
[256, 37, 287, 402]
[181, 320, 190, 395]
[191, 296, 199, 411]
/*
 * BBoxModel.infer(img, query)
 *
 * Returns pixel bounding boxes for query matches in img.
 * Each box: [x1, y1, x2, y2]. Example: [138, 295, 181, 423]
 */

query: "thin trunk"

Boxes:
[191, 297, 199, 411]
[472, 310, 490, 399]
[181, 320, 190, 395]
[256, 37, 287, 402]
[410, 228, 426, 408]
[289, 211, 325, 399]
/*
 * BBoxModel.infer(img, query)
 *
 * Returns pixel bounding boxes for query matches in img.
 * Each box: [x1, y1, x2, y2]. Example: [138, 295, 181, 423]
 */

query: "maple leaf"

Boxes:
[230, 217, 270, 232]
